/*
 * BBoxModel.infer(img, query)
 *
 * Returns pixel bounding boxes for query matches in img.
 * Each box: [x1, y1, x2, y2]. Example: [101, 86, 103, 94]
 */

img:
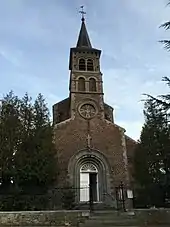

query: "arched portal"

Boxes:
[68, 149, 112, 203]
[80, 163, 99, 202]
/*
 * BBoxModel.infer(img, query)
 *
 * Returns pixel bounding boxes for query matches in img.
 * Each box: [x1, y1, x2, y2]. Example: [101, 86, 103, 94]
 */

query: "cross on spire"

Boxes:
[79, 6, 86, 22]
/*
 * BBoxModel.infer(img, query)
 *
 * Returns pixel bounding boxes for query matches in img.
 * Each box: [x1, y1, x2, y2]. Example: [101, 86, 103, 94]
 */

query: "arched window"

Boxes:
[89, 78, 97, 92]
[87, 59, 94, 71]
[80, 163, 98, 173]
[79, 58, 86, 71]
[78, 77, 85, 91]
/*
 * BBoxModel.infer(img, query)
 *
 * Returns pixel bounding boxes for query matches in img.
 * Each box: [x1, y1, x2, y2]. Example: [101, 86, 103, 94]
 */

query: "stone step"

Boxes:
[90, 211, 136, 218]
[80, 226, 170, 227]
[80, 218, 140, 226]
[89, 216, 138, 221]
[82, 225, 139, 227]
[75, 203, 115, 211]
[80, 224, 139, 227]
[92, 210, 134, 214]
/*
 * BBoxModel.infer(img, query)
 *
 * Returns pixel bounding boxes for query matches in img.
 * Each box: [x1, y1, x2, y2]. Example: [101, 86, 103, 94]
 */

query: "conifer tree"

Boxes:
[14, 93, 57, 193]
[160, 1, 170, 50]
[134, 99, 170, 207]
[0, 91, 21, 192]
[0, 92, 57, 210]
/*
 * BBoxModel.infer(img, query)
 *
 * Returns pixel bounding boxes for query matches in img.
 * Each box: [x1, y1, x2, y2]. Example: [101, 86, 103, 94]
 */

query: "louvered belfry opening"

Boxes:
[79, 58, 86, 71]
[87, 59, 94, 71]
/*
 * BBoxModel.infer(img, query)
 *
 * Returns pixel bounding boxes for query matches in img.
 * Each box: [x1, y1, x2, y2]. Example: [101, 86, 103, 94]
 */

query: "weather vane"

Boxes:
[79, 5, 86, 21]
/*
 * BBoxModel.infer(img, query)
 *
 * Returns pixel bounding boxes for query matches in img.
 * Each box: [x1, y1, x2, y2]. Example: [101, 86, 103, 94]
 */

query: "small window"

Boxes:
[79, 59, 86, 71]
[78, 77, 85, 91]
[89, 78, 96, 92]
[87, 59, 94, 71]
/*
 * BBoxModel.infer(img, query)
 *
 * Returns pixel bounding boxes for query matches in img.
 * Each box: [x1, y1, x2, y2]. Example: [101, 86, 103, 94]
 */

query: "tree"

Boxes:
[156, 1, 170, 110]
[160, 1, 170, 50]
[0, 91, 21, 192]
[0, 92, 58, 210]
[153, 0, 170, 113]
[134, 99, 170, 207]
[134, 0, 170, 208]
[146, 77, 170, 112]
[14, 93, 57, 193]
[138, 76, 170, 207]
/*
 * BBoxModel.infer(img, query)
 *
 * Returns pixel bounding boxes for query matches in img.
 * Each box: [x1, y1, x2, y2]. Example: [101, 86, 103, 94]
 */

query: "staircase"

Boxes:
[79, 210, 170, 227]
[74, 202, 116, 211]
[82, 210, 169, 227]
[79, 211, 140, 227]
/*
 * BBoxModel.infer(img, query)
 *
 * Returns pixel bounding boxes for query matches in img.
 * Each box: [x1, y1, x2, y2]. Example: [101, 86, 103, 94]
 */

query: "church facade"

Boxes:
[53, 17, 136, 209]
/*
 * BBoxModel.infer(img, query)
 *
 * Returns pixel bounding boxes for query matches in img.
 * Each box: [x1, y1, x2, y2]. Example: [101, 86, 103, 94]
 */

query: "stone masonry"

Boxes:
[53, 17, 137, 208]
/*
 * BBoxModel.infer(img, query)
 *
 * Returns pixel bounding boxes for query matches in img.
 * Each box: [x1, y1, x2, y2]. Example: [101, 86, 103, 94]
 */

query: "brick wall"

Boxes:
[54, 115, 130, 187]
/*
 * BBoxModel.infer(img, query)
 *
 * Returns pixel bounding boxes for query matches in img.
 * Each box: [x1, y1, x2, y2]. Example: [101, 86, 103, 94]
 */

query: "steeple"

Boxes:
[76, 19, 92, 48]
[76, 6, 92, 48]
[69, 7, 101, 70]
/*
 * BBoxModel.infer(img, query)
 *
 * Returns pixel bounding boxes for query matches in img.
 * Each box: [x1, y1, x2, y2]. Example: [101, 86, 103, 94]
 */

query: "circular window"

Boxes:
[79, 103, 96, 119]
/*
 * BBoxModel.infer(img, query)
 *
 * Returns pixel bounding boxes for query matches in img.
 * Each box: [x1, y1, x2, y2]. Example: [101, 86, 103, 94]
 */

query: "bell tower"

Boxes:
[69, 8, 105, 120]
[53, 7, 135, 209]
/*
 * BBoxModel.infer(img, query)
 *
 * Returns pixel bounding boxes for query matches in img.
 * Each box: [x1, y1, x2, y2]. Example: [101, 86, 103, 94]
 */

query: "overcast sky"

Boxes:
[0, 0, 170, 140]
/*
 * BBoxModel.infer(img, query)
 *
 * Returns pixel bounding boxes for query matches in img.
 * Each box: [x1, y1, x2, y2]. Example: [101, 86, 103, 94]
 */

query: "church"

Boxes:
[53, 13, 136, 209]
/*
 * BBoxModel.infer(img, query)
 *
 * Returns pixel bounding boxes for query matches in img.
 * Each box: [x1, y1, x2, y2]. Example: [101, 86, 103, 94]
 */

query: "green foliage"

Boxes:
[160, 1, 170, 50]
[145, 77, 170, 112]
[135, 0, 170, 208]
[0, 91, 58, 210]
[0, 194, 49, 211]
[134, 79, 170, 207]
[0, 91, 21, 189]
[61, 184, 75, 210]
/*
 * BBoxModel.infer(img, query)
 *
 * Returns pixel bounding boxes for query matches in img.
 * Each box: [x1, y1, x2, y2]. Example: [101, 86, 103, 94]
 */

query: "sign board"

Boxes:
[127, 189, 133, 199]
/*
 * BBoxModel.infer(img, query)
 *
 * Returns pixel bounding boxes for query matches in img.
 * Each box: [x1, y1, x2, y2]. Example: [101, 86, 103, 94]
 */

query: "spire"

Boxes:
[76, 6, 92, 48]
